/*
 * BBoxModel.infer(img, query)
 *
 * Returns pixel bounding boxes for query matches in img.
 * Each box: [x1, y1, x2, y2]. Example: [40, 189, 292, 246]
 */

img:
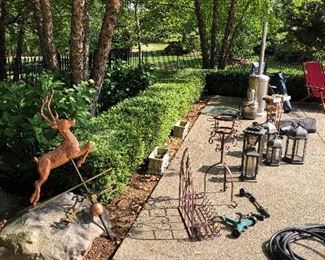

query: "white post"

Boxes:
[256, 21, 269, 117]
[258, 22, 268, 75]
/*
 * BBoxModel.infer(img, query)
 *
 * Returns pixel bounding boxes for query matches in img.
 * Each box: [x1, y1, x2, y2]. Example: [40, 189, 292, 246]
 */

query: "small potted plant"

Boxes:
[173, 120, 190, 139]
[147, 147, 170, 175]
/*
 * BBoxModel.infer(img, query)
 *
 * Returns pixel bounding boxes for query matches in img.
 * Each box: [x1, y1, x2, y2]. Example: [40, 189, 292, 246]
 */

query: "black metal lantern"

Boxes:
[265, 137, 282, 166]
[241, 146, 260, 180]
[284, 124, 308, 164]
[241, 122, 267, 168]
[262, 121, 278, 145]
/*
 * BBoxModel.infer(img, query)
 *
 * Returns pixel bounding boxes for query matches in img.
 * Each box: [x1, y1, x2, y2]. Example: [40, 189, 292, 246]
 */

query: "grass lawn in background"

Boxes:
[131, 43, 168, 52]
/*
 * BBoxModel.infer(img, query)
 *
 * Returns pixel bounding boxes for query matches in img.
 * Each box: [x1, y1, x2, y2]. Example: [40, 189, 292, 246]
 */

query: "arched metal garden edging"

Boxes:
[179, 148, 220, 240]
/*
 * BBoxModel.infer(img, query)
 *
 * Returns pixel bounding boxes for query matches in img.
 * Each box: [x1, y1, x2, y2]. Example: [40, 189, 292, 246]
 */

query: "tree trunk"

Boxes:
[0, 0, 6, 80]
[218, 0, 237, 69]
[13, 11, 27, 82]
[209, 0, 220, 68]
[82, 0, 89, 79]
[134, 0, 142, 66]
[223, 0, 253, 65]
[71, 0, 86, 84]
[40, 0, 58, 70]
[194, 0, 210, 69]
[31, 0, 47, 61]
[31, 0, 58, 71]
[90, 0, 121, 116]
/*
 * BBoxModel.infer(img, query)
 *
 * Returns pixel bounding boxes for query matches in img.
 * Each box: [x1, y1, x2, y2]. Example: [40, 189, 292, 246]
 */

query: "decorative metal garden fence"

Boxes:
[5, 50, 202, 81]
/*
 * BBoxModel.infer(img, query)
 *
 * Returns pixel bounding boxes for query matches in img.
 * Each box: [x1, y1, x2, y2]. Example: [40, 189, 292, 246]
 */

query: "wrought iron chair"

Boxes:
[301, 61, 325, 110]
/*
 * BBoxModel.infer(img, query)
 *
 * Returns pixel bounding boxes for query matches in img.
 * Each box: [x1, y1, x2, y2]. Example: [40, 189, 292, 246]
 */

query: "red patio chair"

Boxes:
[301, 61, 325, 110]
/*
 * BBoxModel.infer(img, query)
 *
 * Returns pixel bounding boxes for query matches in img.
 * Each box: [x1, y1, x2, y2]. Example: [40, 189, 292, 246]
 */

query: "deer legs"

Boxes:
[76, 142, 93, 168]
[30, 159, 51, 206]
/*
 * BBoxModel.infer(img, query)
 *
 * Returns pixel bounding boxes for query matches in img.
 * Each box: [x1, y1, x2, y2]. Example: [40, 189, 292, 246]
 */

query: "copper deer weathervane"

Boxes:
[30, 90, 93, 206]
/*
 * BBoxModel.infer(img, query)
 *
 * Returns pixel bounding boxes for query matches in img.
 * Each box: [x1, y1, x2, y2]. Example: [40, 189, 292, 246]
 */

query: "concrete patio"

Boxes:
[113, 96, 325, 260]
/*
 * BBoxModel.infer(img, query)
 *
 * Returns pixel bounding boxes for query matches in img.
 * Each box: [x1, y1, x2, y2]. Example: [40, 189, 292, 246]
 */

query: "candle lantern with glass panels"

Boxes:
[284, 124, 308, 164]
[265, 137, 283, 166]
[262, 121, 278, 153]
[241, 122, 267, 180]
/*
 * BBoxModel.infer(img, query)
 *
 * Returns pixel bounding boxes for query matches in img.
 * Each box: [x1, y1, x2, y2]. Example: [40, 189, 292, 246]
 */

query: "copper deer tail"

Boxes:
[33, 157, 38, 163]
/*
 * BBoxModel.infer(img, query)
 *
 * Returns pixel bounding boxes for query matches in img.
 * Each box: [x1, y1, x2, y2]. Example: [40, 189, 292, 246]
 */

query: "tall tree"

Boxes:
[209, 0, 220, 68]
[194, 0, 209, 68]
[71, 0, 87, 84]
[82, 0, 89, 78]
[0, 0, 6, 80]
[31, 0, 58, 70]
[221, 0, 253, 66]
[90, 0, 121, 116]
[194, 0, 258, 69]
[217, 0, 238, 69]
[13, 8, 28, 81]
[134, 0, 142, 66]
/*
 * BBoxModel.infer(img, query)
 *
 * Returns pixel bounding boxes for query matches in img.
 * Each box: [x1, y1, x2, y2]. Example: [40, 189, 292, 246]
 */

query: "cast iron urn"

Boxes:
[241, 146, 260, 180]
[284, 124, 308, 164]
[265, 137, 282, 166]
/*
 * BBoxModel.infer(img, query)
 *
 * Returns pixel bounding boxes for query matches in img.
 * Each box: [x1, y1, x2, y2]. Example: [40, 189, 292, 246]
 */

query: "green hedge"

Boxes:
[205, 67, 307, 101]
[79, 69, 204, 201]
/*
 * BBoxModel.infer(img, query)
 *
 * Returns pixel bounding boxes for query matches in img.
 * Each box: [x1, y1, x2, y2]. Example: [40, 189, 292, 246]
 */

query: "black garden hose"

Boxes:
[266, 224, 325, 260]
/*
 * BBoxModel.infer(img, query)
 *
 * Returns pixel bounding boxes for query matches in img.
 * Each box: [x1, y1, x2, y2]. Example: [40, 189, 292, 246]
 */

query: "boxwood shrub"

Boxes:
[79, 69, 204, 201]
[205, 67, 307, 101]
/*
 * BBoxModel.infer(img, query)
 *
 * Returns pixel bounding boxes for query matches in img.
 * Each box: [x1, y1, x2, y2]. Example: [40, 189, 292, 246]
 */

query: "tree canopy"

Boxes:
[1, 0, 323, 79]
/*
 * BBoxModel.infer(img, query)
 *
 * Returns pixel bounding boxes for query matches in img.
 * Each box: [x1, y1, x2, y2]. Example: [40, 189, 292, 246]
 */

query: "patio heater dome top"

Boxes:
[288, 124, 308, 138]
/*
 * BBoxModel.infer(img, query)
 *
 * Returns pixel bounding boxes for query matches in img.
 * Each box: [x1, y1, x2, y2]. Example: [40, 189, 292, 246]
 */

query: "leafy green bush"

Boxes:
[205, 66, 307, 101]
[99, 61, 154, 111]
[0, 74, 94, 192]
[273, 42, 314, 63]
[79, 69, 204, 201]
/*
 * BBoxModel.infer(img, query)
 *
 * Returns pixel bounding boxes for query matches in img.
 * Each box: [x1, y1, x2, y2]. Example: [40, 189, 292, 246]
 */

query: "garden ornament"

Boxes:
[30, 90, 93, 206]
[179, 148, 220, 240]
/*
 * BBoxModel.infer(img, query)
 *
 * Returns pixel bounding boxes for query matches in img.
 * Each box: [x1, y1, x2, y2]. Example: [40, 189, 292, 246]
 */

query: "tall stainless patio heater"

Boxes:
[247, 22, 269, 117]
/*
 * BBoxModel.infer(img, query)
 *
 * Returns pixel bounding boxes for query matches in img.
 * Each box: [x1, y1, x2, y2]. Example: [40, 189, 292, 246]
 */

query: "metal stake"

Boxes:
[70, 159, 91, 193]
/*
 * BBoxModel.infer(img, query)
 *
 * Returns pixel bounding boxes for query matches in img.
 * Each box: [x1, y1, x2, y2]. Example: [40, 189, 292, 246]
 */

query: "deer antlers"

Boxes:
[40, 90, 59, 123]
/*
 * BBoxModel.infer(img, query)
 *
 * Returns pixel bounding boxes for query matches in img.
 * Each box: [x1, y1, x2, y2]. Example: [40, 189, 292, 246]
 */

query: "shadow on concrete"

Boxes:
[127, 196, 190, 241]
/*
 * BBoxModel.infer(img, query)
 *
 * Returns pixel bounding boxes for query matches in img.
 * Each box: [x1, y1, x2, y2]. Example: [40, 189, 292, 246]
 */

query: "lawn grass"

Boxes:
[131, 43, 168, 52]
[128, 52, 202, 71]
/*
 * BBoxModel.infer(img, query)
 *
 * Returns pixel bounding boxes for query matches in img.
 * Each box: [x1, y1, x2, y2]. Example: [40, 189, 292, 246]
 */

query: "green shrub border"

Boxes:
[205, 67, 308, 101]
[79, 69, 204, 201]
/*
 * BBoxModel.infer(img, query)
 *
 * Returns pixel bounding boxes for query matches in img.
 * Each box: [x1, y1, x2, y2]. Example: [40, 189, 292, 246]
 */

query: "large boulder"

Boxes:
[0, 192, 109, 260]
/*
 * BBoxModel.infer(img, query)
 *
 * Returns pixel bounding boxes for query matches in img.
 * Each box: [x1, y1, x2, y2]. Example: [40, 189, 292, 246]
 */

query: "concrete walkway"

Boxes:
[113, 96, 325, 260]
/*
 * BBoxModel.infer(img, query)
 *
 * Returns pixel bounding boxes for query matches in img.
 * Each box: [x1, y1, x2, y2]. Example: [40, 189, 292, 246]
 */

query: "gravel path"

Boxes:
[113, 96, 325, 260]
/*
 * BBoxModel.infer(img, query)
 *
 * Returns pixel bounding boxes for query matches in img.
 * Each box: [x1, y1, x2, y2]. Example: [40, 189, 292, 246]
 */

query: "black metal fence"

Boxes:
[6, 54, 70, 81]
[5, 51, 202, 81]
[128, 51, 202, 71]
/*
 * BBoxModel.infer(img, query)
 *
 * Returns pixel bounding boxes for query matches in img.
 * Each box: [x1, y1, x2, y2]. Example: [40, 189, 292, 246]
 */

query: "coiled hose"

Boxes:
[266, 224, 325, 260]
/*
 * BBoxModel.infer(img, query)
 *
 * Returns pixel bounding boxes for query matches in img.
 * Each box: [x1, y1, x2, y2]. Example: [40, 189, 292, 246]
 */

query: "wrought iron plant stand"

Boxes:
[205, 113, 239, 206]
